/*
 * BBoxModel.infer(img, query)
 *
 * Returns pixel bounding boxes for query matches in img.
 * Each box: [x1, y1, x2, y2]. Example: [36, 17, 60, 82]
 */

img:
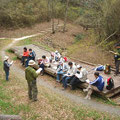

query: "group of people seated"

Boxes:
[22, 48, 106, 100]
[21, 47, 36, 67]
[56, 60, 105, 100]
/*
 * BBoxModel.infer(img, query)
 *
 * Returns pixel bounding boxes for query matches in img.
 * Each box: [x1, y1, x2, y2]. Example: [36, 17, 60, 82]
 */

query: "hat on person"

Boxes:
[28, 60, 36, 66]
[77, 65, 82, 69]
[55, 50, 58, 53]
[4, 56, 9, 61]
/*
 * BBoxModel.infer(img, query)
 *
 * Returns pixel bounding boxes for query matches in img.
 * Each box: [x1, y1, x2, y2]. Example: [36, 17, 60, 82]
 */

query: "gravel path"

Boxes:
[1, 33, 120, 117]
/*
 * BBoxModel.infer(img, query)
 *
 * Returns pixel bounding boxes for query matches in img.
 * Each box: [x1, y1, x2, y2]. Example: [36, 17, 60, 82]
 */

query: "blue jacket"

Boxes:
[57, 63, 68, 73]
[90, 75, 104, 91]
[29, 51, 35, 60]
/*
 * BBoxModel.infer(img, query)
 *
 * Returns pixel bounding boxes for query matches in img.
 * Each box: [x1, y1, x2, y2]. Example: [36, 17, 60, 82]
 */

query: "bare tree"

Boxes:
[51, 0, 55, 34]
[47, 0, 51, 22]
[63, 0, 69, 32]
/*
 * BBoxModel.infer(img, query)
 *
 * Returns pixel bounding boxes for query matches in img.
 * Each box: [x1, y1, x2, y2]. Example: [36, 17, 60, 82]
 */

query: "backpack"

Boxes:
[106, 77, 114, 90]
[104, 64, 111, 74]
[33, 51, 36, 58]
[95, 65, 104, 71]
[64, 57, 68, 62]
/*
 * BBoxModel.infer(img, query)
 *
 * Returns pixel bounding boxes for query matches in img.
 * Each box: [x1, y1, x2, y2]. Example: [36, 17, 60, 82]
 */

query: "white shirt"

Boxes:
[75, 68, 88, 82]
[65, 65, 77, 76]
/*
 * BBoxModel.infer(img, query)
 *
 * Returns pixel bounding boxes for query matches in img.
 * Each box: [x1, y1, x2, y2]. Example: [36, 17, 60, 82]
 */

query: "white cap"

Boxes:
[28, 60, 36, 66]
[4, 56, 9, 61]
[77, 65, 82, 69]
[55, 50, 58, 53]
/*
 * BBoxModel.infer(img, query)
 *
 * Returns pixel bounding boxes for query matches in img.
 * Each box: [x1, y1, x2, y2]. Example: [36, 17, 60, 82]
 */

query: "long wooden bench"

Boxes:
[10, 44, 120, 98]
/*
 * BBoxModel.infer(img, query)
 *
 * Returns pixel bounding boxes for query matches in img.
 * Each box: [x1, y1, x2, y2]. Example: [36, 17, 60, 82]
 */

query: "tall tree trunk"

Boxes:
[51, 0, 55, 34]
[47, 0, 51, 22]
[63, 0, 69, 33]
[57, 18, 60, 25]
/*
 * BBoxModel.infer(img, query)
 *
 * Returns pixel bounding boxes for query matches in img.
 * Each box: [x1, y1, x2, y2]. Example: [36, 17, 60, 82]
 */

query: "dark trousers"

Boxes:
[39, 63, 45, 71]
[70, 76, 84, 90]
[5, 70, 9, 81]
[115, 60, 120, 75]
[28, 57, 35, 61]
[21, 56, 28, 67]
[27, 80, 38, 100]
[62, 75, 75, 88]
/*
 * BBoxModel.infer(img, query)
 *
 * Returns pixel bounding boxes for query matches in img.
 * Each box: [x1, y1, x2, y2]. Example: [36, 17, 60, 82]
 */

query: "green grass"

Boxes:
[18, 38, 33, 45]
[0, 56, 30, 118]
[93, 94, 118, 106]
[74, 33, 85, 43]
[0, 99, 30, 115]
[5, 49, 14, 53]
[17, 35, 55, 52]
[39, 86, 120, 120]
[0, 40, 37, 119]
[12, 56, 18, 61]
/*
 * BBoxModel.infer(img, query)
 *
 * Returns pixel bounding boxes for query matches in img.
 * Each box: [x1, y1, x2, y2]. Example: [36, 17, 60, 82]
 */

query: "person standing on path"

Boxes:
[25, 60, 42, 102]
[114, 44, 120, 75]
[3, 56, 13, 81]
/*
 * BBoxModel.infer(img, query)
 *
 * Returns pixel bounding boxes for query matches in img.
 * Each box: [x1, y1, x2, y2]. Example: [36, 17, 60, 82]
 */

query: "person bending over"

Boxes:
[70, 65, 88, 90]
[62, 62, 77, 90]
[29, 48, 36, 61]
[54, 51, 61, 62]
[39, 55, 50, 75]
[83, 72, 104, 100]
[56, 61, 68, 82]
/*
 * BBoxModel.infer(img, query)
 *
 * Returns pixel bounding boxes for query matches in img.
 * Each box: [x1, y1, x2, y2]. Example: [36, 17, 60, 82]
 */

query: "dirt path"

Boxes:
[1, 32, 120, 117]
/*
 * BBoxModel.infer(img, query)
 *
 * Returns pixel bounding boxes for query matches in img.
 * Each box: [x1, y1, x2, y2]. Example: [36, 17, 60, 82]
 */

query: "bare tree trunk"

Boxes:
[57, 18, 60, 25]
[51, 0, 55, 34]
[47, 0, 51, 22]
[63, 0, 69, 33]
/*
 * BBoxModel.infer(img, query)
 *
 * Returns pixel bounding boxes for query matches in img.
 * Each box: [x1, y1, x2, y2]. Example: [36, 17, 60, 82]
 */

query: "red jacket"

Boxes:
[23, 51, 29, 57]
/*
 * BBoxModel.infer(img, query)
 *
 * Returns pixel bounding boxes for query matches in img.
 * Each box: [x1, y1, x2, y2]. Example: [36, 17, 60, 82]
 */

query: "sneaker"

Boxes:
[56, 80, 60, 82]
[40, 71, 44, 76]
[83, 89, 88, 92]
[61, 88, 66, 91]
[84, 96, 91, 100]
[32, 99, 38, 102]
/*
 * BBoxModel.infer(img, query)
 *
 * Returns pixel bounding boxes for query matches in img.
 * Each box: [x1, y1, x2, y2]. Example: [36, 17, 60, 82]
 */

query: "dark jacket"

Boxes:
[3, 60, 11, 72]
[29, 52, 35, 60]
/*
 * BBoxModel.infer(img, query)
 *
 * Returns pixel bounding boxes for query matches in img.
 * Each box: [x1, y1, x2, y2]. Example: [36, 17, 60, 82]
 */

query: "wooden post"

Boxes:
[51, 0, 55, 34]
[0, 115, 22, 120]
